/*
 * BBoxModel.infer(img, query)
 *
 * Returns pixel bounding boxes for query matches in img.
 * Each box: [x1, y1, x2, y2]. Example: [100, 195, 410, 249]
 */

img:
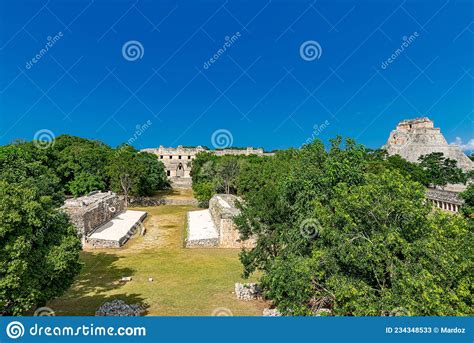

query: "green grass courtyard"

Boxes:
[47, 199, 266, 316]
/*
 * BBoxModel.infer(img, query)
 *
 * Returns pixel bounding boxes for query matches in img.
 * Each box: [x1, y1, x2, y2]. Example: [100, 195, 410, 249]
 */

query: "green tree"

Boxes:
[106, 146, 167, 205]
[419, 152, 466, 187]
[137, 152, 168, 195]
[68, 172, 106, 197]
[192, 181, 215, 207]
[53, 135, 111, 196]
[460, 185, 474, 219]
[0, 180, 82, 315]
[0, 142, 63, 206]
[385, 155, 429, 185]
[106, 146, 141, 207]
[190, 152, 219, 206]
[235, 139, 473, 316]
[215, 156, 240, 194]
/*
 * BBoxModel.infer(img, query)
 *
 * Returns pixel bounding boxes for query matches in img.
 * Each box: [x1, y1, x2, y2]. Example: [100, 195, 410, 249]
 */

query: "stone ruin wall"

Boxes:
[85, 211, 147, 249]
[208, 194, 256, 249]
[141, 146, 273, 180]
[214, 147, 266, 156]
[385, 117, 473, 171]
[62, 191, 125, 243]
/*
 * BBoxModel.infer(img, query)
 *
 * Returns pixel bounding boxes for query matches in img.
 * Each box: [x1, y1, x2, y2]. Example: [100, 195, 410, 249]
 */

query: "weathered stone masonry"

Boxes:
[62, 191, 124, 244]
[385, 117, 473, 171]
[62, 191, 147, 248]
[185, 194, 256, 249]
[141, 145, 273, 188]
[426, 188, 464, 214]
[208, 194, 256, 249]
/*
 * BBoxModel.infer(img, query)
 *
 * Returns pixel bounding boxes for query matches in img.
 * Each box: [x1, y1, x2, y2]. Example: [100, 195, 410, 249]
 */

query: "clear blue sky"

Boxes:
[0, 0, 473, 151]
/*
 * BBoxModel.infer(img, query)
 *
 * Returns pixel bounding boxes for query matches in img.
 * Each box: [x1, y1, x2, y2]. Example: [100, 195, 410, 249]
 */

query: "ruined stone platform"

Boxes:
[62, 191, 125, 244]
[86, 210, 147, 248]
[185, 209, 219, 247]
[185, 195, 255, 249]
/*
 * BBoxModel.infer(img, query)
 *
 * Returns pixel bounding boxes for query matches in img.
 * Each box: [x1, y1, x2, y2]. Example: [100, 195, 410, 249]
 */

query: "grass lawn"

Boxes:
[152, 188, 194, 200]
[48, 202, 267, 316]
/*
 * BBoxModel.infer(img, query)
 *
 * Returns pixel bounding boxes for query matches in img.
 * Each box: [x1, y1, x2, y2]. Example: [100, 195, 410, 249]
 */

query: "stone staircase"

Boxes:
[170, 177, 192, 189]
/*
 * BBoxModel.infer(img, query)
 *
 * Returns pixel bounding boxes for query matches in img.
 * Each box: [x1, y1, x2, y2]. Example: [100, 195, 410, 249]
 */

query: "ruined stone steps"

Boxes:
[170, 177, 192, 189]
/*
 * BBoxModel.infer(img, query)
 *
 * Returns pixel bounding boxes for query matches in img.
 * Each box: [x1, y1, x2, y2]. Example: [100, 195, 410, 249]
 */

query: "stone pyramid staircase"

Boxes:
[170, 177, 192, 189]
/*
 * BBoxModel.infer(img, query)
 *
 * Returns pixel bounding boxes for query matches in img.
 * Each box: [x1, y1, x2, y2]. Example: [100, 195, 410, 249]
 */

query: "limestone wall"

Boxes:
[62, 191, 124, 242]
[214, 147, 265, 156]
[385, 117, 474, 171]
[208, 194, 256, 249]
[141, 145, 273, 182]
[141, 146, 204, 178]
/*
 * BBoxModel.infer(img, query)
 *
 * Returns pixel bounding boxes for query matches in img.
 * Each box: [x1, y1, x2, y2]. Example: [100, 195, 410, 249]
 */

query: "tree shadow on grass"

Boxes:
[46, 251, 148, 316]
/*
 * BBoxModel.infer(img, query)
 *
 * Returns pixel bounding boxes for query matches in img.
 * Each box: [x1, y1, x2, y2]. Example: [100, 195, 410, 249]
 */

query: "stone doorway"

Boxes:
[176, 163, 185, 177]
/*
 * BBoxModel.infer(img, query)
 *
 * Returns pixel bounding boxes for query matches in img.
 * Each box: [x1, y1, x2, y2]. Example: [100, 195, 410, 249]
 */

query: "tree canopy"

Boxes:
[0, 135, 168, 315]
[0, 142, 82, 315]
[418, 152, 467, 187]
[219, 138, 473, 316]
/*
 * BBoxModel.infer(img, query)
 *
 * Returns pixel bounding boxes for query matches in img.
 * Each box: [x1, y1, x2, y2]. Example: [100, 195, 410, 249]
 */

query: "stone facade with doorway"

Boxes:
[141, 145, 272, 188]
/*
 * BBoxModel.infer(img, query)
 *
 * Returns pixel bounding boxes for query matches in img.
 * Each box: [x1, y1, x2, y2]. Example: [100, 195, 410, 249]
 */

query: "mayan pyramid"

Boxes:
[384, 117, 473, 171]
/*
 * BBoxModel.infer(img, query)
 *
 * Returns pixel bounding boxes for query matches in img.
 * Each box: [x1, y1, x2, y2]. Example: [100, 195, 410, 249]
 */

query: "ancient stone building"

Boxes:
[62, 191, 146, 248]
[141, 145, 271, 188]
[426, 188, 464, 214]
[208, 194, 256, 249]
[385, 117, 473, 171]
[185, 194, 255, 249]
[62, 191, 124, 244]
